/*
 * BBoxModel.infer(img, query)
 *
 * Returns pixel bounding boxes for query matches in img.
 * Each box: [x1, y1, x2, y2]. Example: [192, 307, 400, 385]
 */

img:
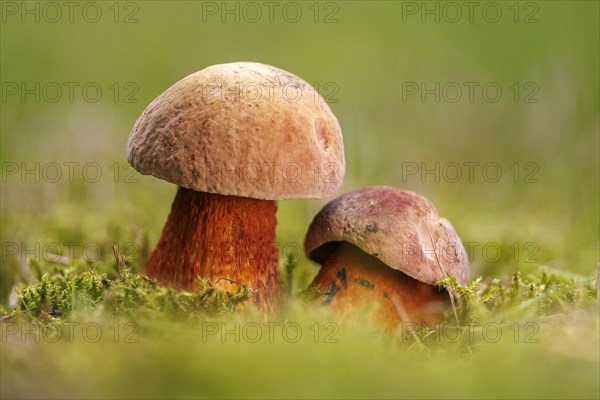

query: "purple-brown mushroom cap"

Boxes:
[305, 186, 469, 286]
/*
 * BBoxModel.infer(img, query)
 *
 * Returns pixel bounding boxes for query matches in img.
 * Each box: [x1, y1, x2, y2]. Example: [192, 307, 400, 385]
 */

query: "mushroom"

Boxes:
[127, 62, 345, 313]
[304, 186, 468, 328]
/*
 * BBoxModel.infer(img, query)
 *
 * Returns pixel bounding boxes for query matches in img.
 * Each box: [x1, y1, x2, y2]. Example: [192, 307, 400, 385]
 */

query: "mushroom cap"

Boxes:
[304, 186, 469, 286]
[127, 62, 345, 200]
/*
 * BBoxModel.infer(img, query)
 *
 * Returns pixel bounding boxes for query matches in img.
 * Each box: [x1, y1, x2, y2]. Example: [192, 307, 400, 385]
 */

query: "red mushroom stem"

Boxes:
[145, 187, 280, 312]
[311, 242, 446, 329]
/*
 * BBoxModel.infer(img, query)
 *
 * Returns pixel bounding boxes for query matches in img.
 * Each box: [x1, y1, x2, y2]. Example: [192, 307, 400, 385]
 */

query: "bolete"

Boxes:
[304, 186, 468, 328]
[127, 62, 345, 312]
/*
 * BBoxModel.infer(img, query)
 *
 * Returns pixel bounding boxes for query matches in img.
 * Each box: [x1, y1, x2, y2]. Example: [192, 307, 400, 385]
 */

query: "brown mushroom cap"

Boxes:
[127, 62, 345, 200]
[304, 186, 469, 286]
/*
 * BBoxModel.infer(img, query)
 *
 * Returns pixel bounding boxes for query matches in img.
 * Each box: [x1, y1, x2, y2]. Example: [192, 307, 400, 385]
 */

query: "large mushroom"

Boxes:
[305, 186, 468, 328]
[127, 62, 345, 312]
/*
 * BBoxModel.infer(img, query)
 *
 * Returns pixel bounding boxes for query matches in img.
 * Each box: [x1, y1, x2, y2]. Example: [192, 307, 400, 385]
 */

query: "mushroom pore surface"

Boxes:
[311, 242, 446, 328]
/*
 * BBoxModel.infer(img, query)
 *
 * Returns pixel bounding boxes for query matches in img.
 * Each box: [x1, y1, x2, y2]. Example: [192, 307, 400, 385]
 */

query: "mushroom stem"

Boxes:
[145, 187, 280, 312]
[311, 242, 446, 329]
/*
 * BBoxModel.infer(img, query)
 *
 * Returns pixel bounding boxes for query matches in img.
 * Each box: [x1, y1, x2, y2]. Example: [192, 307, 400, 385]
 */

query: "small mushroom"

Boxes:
[127, 62, 345, 312]
[304, 186, 469, 328]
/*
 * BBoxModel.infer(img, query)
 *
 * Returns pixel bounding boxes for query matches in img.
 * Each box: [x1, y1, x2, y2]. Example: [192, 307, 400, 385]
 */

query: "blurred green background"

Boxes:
[1, 1, 598, 399]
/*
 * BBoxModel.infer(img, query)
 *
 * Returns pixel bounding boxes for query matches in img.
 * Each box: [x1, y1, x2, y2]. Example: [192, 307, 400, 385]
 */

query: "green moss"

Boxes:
[12, 260, 250, 323]
[438, 269, 597, 323]
[10, 258, 596, 342]
[2, 258, 598, 399]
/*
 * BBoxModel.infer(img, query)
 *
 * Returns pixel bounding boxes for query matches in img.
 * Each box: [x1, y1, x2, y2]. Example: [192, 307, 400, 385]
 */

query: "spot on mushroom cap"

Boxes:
[304, 186, 469, 286]
[127, 62, 345, 200]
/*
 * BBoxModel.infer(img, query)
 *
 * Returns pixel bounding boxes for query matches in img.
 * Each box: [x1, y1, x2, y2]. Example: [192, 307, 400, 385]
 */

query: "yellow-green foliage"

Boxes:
[1, 259, 598, 399]
[4, 259, 597, 352]
[10, 261, 250, 323]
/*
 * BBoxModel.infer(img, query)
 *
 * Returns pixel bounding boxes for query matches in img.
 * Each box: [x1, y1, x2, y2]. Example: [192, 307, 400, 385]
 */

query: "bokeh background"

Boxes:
[1, 1, 598, 399]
